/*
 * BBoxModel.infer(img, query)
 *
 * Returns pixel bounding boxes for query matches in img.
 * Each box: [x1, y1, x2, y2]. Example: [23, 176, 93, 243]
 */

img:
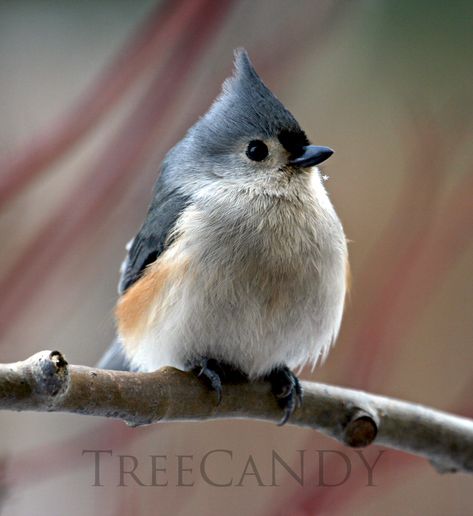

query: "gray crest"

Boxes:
[190, 49, 307, 153]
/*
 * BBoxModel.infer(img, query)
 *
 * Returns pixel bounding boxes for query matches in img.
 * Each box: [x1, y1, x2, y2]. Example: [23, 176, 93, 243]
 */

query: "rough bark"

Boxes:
[1, 350, 472, 474]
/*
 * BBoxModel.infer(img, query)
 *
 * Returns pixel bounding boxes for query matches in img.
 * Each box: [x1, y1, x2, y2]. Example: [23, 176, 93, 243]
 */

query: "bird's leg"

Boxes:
[265, 366, 303, 425]
[193, 358, 248, 405]
[195, 358, 223, 404]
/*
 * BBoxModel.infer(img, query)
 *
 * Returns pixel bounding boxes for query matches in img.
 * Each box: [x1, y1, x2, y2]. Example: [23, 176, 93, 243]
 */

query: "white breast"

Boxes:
[127, 171, 348, 378]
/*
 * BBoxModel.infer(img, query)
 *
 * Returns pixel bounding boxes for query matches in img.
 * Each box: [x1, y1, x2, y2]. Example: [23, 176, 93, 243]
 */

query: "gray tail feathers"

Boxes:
[96, 339, 131, 371]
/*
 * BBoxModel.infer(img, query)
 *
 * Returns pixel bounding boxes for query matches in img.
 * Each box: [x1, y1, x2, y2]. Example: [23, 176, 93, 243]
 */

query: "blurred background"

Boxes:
[0, 0, 472, 514]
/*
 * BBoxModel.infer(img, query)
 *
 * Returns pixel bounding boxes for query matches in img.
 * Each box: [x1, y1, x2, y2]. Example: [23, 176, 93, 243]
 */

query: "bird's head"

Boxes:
[172, 49, 333, 188]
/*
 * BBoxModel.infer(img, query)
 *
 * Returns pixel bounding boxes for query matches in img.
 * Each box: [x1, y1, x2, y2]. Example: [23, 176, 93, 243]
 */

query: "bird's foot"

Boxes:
[196, 358, 223, 405]
[266, 366, 303, 426]
[194, 358, 246, 405]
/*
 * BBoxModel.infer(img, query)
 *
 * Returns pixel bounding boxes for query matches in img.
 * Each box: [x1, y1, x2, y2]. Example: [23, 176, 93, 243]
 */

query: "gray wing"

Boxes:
[98, 164, 190, 370]
[119, 164, 191, 294]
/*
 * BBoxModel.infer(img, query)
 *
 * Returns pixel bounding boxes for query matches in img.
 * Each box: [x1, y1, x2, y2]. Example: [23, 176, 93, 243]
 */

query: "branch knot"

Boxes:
[28, 350, 70, 398]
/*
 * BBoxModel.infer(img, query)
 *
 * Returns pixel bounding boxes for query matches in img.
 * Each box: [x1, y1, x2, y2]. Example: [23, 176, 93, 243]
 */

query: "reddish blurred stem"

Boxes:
[0, 0, 187, 208]
[339, 112, 467, 388]
[295, 448, 417, 516]
[0, 0, 235, 338]
[386, 168, 473, 341]
[347, 165, 473, 389]
[6, 421, 140, 485]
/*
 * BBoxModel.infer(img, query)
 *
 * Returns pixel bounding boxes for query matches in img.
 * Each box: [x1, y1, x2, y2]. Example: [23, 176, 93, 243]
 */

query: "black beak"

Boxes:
[289, 145, 334, 168]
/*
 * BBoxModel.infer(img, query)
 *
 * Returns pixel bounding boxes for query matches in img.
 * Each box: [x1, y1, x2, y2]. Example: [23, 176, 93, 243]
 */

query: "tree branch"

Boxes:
[1, 351, 472, 474]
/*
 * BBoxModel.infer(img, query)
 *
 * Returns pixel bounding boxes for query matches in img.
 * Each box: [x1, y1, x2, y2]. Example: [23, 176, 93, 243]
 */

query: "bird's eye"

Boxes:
[246, 140, 268, 161]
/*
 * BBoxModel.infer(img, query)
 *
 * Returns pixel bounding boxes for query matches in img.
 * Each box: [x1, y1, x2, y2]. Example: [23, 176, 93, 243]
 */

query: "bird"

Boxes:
[98, 49, 348, 425]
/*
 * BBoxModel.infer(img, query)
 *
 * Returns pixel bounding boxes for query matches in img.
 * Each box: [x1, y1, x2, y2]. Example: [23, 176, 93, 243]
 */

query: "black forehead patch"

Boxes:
[278, 129, 310, 158]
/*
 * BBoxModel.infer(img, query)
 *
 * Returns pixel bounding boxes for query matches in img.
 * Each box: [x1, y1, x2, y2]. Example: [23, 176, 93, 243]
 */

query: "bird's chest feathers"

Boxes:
[116, 180, 345, 362]
[180, 182, 339, 302]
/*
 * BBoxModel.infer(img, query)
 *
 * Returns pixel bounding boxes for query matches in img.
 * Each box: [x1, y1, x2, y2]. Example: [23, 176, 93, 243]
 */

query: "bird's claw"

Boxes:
[267, 366, 303, 425]
[197, 358, 223, 405]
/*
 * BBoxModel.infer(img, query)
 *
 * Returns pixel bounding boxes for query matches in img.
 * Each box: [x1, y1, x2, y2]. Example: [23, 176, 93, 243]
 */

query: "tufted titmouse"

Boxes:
[98, 49, 348, 424]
